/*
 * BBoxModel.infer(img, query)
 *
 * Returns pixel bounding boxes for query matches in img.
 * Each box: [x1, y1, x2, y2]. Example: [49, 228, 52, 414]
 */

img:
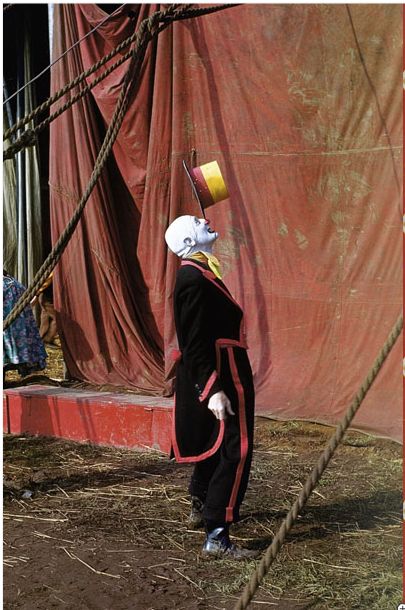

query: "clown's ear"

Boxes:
[183, 237, 195, 246]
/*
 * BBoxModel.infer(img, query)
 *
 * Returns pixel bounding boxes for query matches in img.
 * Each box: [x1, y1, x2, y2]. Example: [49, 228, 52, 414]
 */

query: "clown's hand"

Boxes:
[208, 391, 235, 421]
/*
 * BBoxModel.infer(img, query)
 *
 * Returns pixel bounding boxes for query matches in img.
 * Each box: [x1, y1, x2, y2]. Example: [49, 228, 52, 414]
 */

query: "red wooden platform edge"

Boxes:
[3, 385, 173, 454]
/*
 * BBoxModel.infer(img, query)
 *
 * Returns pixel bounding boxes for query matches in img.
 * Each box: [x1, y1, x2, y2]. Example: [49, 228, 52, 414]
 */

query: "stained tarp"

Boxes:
[49, 4, 402, 441]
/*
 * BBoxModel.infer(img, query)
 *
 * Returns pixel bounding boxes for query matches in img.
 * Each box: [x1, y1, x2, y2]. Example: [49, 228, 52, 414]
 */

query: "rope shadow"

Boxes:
[240, 487, 400, 551]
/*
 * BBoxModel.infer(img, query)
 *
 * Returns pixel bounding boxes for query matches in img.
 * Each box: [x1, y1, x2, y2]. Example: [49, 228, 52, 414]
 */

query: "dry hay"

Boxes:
[3, 418, 402, 609]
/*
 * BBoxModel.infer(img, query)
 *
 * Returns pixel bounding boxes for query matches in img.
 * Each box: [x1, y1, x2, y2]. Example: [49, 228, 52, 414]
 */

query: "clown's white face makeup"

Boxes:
[165, 214, 219, 258]
[192, 217, 218, 252]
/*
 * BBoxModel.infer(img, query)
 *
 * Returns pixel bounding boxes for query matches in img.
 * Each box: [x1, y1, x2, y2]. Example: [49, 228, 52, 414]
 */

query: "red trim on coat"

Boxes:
[172, 262, 248, 466]
[171, 349, 182, 363]
[215, 339, 249, 381]
[181, 261, 243, 312]
[216, 338, 248, 349]
[225, 347, 249, 523]
[202, 270, 244, 312]
[171, 402, 225, 463]
[198, 370, 218, 402]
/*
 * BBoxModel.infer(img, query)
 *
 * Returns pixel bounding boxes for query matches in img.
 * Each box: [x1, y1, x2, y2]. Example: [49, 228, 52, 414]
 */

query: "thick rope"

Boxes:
[4, 129, 37, 159]
[3, 43, 147, 159]
[159, 3, 240, 22]
[3, 4, 125, 108]
[3, 3, 239, 146]
[3, 5, 176, 330]
[3, 3, 239, 328]
[3, 12, 153, 141]
[233, 313, 403, 610]
[3, 17, 169, 161]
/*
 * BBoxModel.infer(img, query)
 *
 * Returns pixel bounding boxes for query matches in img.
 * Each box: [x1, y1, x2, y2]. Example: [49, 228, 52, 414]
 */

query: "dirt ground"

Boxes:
[3, 343, 402, 609]
[3, 415, 402, 610]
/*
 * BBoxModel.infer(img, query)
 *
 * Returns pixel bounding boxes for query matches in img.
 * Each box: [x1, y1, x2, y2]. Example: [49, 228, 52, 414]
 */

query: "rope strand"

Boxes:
[3, 3, 239, 144]
[3, 5, 178, 330]
[3, 18, 170, 160]
[3, 3, 234, 329]
[3, 4, 126, 107]
[233, 313, 403, 610]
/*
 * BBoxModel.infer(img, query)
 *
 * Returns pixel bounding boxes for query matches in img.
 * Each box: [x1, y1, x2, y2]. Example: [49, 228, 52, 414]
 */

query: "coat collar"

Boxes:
[180, 260, 242, 311]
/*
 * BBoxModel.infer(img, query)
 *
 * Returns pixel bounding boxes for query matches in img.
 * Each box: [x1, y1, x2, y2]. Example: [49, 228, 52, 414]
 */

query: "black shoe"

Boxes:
[188, 496, 204, 529]
[201, 527, 260, 560]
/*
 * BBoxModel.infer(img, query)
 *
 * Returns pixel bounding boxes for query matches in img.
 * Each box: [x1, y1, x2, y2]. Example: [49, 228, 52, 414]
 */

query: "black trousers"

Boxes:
[188, 348, 255, 524]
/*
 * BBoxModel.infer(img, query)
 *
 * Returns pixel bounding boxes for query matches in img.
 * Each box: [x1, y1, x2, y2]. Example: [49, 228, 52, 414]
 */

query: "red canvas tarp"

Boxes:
[49, 4, 402, 441]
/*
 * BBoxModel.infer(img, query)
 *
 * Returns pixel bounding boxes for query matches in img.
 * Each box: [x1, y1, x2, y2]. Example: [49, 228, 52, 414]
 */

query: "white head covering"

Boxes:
[165, 215, 199, 259]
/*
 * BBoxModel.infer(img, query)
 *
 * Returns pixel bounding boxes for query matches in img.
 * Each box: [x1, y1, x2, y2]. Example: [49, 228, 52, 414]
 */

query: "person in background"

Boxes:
[165, 215, 258, 560]
[30, 273, 58, 345]
[38, 289, 58, 345]
[3, 270, 47, 377]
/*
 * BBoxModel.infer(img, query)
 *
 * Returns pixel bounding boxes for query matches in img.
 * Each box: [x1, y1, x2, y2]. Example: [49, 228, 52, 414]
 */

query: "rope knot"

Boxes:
[3, 128, 37, 161]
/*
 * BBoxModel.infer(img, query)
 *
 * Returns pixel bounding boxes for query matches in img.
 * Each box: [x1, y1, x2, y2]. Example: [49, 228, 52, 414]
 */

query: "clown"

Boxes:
[165, 214, 258, 559]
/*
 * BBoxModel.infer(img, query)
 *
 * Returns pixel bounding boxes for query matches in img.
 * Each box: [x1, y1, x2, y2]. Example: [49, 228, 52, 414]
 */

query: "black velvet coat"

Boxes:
[172, 259, 254, 462]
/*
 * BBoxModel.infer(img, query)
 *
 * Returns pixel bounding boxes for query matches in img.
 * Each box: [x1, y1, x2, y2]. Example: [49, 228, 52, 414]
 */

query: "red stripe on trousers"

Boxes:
[225, 347, 248, 522]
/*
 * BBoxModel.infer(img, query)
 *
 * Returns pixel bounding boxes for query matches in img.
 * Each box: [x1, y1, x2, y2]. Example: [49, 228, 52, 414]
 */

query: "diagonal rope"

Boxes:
[3, 20, 168, 160]
[234, 312, 403, 610]
[3, 5, 177, 330]
[3, 6, 152, 141]
[3, 3, 239, 146]
[3, 3, 240, 329]
[3, 4, 125, 107]
[3, 9, 181, 161]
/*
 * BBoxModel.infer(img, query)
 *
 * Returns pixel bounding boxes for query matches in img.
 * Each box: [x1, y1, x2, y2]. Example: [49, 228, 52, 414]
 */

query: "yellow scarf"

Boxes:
[189, 251, 222, 279]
